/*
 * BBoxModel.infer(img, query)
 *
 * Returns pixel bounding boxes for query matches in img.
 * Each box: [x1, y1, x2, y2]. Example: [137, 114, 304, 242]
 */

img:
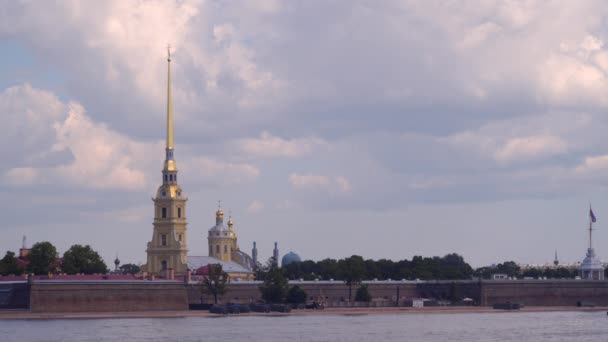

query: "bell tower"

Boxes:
[144, 47, 188, 275]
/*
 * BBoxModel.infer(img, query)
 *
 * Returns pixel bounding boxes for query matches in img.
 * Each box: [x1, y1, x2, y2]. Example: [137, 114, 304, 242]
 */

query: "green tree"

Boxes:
[61, 244, 107, 274]
[338, 255, 366, 301]
[27, 242, 58, 275]
[355, 285, 372, 302]
[259, 267, 289, 303]
[119, 263, 141, 275]
[201, 264, 229, 304]
[0, 251, 23, 276]
[286, 285, 308, 304]
[496, 261, 520, 278]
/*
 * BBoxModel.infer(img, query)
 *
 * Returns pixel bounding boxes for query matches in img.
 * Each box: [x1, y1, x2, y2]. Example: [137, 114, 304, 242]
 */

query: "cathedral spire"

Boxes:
[166, 45, 174, 150]
[162, 45, 177, 177]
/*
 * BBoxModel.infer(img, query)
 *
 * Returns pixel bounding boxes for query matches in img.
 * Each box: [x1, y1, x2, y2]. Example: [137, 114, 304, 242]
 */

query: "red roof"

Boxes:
[194, 265, 210, 275]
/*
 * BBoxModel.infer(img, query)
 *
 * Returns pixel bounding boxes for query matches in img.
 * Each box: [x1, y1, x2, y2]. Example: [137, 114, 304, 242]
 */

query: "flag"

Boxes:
[590, 208, 597, 223]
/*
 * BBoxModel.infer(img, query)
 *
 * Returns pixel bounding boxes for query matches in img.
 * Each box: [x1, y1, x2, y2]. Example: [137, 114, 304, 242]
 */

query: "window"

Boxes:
[161, 234, 167, 246]
[178, 234, 182, 242]
[164, 174, 168, 182]
[224, 245, 228, 253]
[161, 260, 167, 270]
[177, 207, 182, 218]
[161, 191, 166, 197]
[169, 174, 173, 181]
[216, 245, 220, 254]
[161, 207, 167, 218]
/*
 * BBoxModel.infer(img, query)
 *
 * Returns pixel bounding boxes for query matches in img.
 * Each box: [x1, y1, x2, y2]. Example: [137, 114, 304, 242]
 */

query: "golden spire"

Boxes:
[228, 210, 234, 230]
[166, 44, 174, 150]
[216, 200, 224, 218]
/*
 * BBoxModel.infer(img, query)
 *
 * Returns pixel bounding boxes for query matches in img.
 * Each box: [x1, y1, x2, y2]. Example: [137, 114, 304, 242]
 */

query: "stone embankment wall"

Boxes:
[480, 280, 608, 306]
[29, 280, 188, 312]
[21, 279, 608, 312]
[187, 281, 418, 305]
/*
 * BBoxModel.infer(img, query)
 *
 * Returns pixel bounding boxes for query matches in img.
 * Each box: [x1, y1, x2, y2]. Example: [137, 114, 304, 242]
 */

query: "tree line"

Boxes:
[473, 261, 582, 279]
[0, 241, 137, 276]
[281, 253, 475, 282]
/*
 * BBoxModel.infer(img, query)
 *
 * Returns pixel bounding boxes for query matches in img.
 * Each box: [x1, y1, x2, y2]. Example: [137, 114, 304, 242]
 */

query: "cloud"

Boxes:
[1, 84, 149, 190]
[182, 157, 260, 188]
[246, 200, 265, 213]
[235, 131, 326, 159]
[493, 135, 568, 164]
[288, 173, 351, 194]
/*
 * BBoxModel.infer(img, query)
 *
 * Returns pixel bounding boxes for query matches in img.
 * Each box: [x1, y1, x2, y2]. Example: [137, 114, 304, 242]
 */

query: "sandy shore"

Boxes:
[1, 306, 608, 320]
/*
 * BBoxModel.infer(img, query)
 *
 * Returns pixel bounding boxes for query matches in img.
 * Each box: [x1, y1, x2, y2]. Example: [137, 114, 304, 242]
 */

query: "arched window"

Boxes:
[177, 207, 182, 218]
[161, 260, 167, 270]
[164, 174, 168, 182]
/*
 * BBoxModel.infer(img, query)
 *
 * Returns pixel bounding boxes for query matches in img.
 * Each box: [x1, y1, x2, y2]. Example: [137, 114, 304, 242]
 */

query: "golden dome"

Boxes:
[216, 209, 224, 218]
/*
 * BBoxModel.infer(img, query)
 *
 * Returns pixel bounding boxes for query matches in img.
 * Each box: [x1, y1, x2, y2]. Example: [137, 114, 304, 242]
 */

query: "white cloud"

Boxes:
[575, 155, 608, 174]
[494, 135, 568, 164]
[236, 131, 326, 159]
[183, 157, 260, 187]
[246, 200, 265, 213]
[0, 84, 148, 190]
[289, 173, 351, 194]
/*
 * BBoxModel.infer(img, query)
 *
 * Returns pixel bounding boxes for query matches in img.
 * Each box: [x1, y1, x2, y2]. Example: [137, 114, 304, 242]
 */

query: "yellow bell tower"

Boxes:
[143, 47, 188, 275]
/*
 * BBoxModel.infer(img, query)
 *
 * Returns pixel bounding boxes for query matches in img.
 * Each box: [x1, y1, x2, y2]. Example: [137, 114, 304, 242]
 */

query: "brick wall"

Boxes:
[30, 281, 188, 312]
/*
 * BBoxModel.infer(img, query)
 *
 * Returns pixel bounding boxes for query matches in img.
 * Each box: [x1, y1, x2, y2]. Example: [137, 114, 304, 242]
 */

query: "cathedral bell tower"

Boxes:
[144, 47, 188, 275]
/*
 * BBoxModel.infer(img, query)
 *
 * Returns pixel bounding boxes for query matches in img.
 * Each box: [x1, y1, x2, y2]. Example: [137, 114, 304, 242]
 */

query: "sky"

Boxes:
[2, 1, 608, 268]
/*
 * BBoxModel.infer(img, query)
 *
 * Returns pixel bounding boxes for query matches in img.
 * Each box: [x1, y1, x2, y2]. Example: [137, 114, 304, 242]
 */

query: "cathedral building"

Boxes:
[187, 208, 255, 280]
[143, 49, 253, 280]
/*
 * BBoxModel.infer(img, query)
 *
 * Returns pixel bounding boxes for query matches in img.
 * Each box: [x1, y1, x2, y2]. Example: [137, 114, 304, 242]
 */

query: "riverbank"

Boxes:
[2, 306, 608, 320]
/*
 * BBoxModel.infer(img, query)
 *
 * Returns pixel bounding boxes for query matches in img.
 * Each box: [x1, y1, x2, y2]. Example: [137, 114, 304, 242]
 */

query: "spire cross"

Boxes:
[218, 200, 222, 210]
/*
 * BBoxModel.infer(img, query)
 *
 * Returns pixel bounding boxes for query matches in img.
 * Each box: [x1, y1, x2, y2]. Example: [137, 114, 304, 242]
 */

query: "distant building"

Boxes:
[188, 208, 254, 280]
[281, 252, 302, 266]
[579, 208, 604, 280]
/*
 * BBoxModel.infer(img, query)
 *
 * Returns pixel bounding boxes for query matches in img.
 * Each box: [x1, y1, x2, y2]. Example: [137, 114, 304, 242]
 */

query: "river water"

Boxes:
[1, 310, 607, 342]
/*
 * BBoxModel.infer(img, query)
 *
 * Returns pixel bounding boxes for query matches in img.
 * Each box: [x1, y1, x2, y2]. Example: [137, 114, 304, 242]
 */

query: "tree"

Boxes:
[286, 285, 308, 304]
[495, 261, 520, 278]
[355, 285, 372, 302]
[61, 244, 107, 274]
[0, 251, 23, 276]
[201, 264, 229, 304]
[119, 263, 141, 275]
[338, 255, 366, 301]
[259, 267, 289, 303]
[27, 242, 58, 275]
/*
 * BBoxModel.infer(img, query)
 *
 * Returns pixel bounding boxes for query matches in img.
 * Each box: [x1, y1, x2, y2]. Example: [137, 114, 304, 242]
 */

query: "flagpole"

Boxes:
[589, 204, 593, 250]
[589, 214, 592, 249]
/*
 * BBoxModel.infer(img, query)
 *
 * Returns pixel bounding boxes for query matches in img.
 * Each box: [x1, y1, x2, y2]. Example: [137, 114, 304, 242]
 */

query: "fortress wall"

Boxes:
[30, 281, 188, 312]
[186, 282, 418, 304]
[481, 280, 608, 306]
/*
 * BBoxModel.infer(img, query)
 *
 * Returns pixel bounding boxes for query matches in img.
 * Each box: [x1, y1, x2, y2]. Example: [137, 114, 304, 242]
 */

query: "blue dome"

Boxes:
[281, 252, 302, 266]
